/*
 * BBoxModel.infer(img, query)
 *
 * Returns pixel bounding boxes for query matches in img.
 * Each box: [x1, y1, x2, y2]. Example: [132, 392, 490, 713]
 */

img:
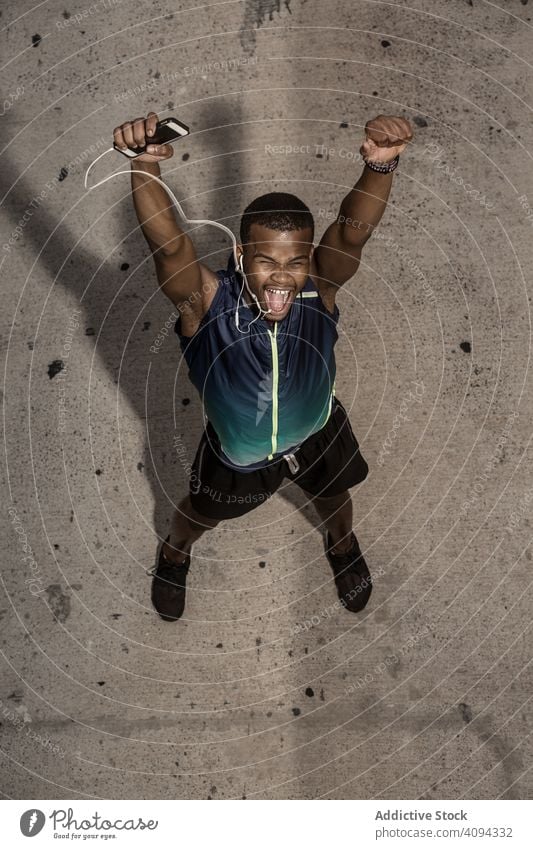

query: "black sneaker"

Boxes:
[325, 530, 372, 612]
[149, 536, 190, 621]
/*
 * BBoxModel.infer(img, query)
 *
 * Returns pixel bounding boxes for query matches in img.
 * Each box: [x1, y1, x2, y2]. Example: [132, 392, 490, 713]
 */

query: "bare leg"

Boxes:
[303, 489, 354, 554]
[163, 495, 220, 564]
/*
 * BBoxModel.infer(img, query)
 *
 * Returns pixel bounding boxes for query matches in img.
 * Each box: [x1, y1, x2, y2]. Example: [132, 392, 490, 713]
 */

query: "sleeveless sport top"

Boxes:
[175, 253, 339, 471]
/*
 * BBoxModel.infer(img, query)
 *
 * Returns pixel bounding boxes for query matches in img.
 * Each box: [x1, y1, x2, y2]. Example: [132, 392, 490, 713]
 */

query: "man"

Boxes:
[115, 111, 413, 621]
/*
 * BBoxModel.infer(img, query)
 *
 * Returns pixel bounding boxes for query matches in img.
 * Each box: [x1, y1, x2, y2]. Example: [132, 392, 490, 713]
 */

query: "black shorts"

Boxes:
[188, 396, 369, 521]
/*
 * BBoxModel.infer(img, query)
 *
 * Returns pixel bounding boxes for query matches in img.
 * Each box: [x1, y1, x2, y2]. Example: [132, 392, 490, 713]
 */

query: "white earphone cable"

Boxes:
[83, 148, 269, 333]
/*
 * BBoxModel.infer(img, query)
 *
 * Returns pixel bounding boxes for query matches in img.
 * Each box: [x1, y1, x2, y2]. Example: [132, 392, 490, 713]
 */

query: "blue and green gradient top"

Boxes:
[175, 254, 339, 471]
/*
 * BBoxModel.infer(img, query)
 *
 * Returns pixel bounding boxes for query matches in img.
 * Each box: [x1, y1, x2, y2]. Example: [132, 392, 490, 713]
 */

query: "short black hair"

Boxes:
[240, 192, 314, 244]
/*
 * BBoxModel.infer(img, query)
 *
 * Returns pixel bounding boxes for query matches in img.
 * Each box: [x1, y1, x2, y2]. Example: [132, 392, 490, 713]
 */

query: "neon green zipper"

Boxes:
[267, 322, 279, 460]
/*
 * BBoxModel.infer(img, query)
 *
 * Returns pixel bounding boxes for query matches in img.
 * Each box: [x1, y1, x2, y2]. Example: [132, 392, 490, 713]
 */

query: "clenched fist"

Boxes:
[360, 115, 414, 164]
[113, 111, 174, 163]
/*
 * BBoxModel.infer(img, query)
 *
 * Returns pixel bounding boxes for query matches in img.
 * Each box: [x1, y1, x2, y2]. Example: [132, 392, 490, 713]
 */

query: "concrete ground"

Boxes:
[1, 0, 532, 800]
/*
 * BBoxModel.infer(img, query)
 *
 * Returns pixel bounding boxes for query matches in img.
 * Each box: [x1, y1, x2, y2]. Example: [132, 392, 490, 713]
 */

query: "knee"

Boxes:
[185, 496, 220, 530]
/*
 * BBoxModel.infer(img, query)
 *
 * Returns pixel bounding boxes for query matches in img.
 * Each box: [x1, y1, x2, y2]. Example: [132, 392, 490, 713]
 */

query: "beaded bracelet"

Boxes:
[363, 154, 400, 174]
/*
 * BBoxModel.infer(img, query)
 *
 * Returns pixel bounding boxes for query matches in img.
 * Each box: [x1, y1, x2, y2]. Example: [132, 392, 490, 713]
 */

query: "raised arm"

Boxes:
[312, 115, 414, 291]
[116, 111, 216, 309]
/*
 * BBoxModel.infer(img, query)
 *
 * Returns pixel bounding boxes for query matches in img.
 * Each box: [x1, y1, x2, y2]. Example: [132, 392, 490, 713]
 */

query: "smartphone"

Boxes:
[114, 117, 190, 158]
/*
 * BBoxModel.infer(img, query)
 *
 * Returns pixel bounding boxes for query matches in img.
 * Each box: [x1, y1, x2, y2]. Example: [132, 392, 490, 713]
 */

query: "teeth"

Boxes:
[265, 287, 292, 311]
[266, 288, 292, 301]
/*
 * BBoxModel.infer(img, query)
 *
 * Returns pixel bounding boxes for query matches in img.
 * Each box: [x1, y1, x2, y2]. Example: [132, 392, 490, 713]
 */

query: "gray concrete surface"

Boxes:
[1, 0, 533, 800]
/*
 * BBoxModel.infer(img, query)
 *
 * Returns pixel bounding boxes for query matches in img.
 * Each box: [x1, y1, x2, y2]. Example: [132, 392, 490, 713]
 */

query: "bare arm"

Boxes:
[115, 111, 216, 308]
[313, 115, 414, 291]
[312, 165, 395, 288]
[130, 158, 205, 306]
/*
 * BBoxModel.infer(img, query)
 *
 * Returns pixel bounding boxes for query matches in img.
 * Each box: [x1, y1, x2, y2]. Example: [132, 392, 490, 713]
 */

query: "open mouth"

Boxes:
[263, 286, 295, 315]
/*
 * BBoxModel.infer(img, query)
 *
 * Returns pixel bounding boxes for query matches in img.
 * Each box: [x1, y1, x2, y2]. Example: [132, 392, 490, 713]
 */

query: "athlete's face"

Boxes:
[237, 224, 314, 322]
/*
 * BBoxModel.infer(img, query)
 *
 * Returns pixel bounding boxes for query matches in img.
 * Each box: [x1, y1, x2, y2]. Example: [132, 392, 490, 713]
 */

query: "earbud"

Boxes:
[235, 254, 271, 315]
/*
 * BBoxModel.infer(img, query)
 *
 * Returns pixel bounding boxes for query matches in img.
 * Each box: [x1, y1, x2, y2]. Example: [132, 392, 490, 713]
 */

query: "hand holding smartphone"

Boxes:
[113, 112, 189, 162]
